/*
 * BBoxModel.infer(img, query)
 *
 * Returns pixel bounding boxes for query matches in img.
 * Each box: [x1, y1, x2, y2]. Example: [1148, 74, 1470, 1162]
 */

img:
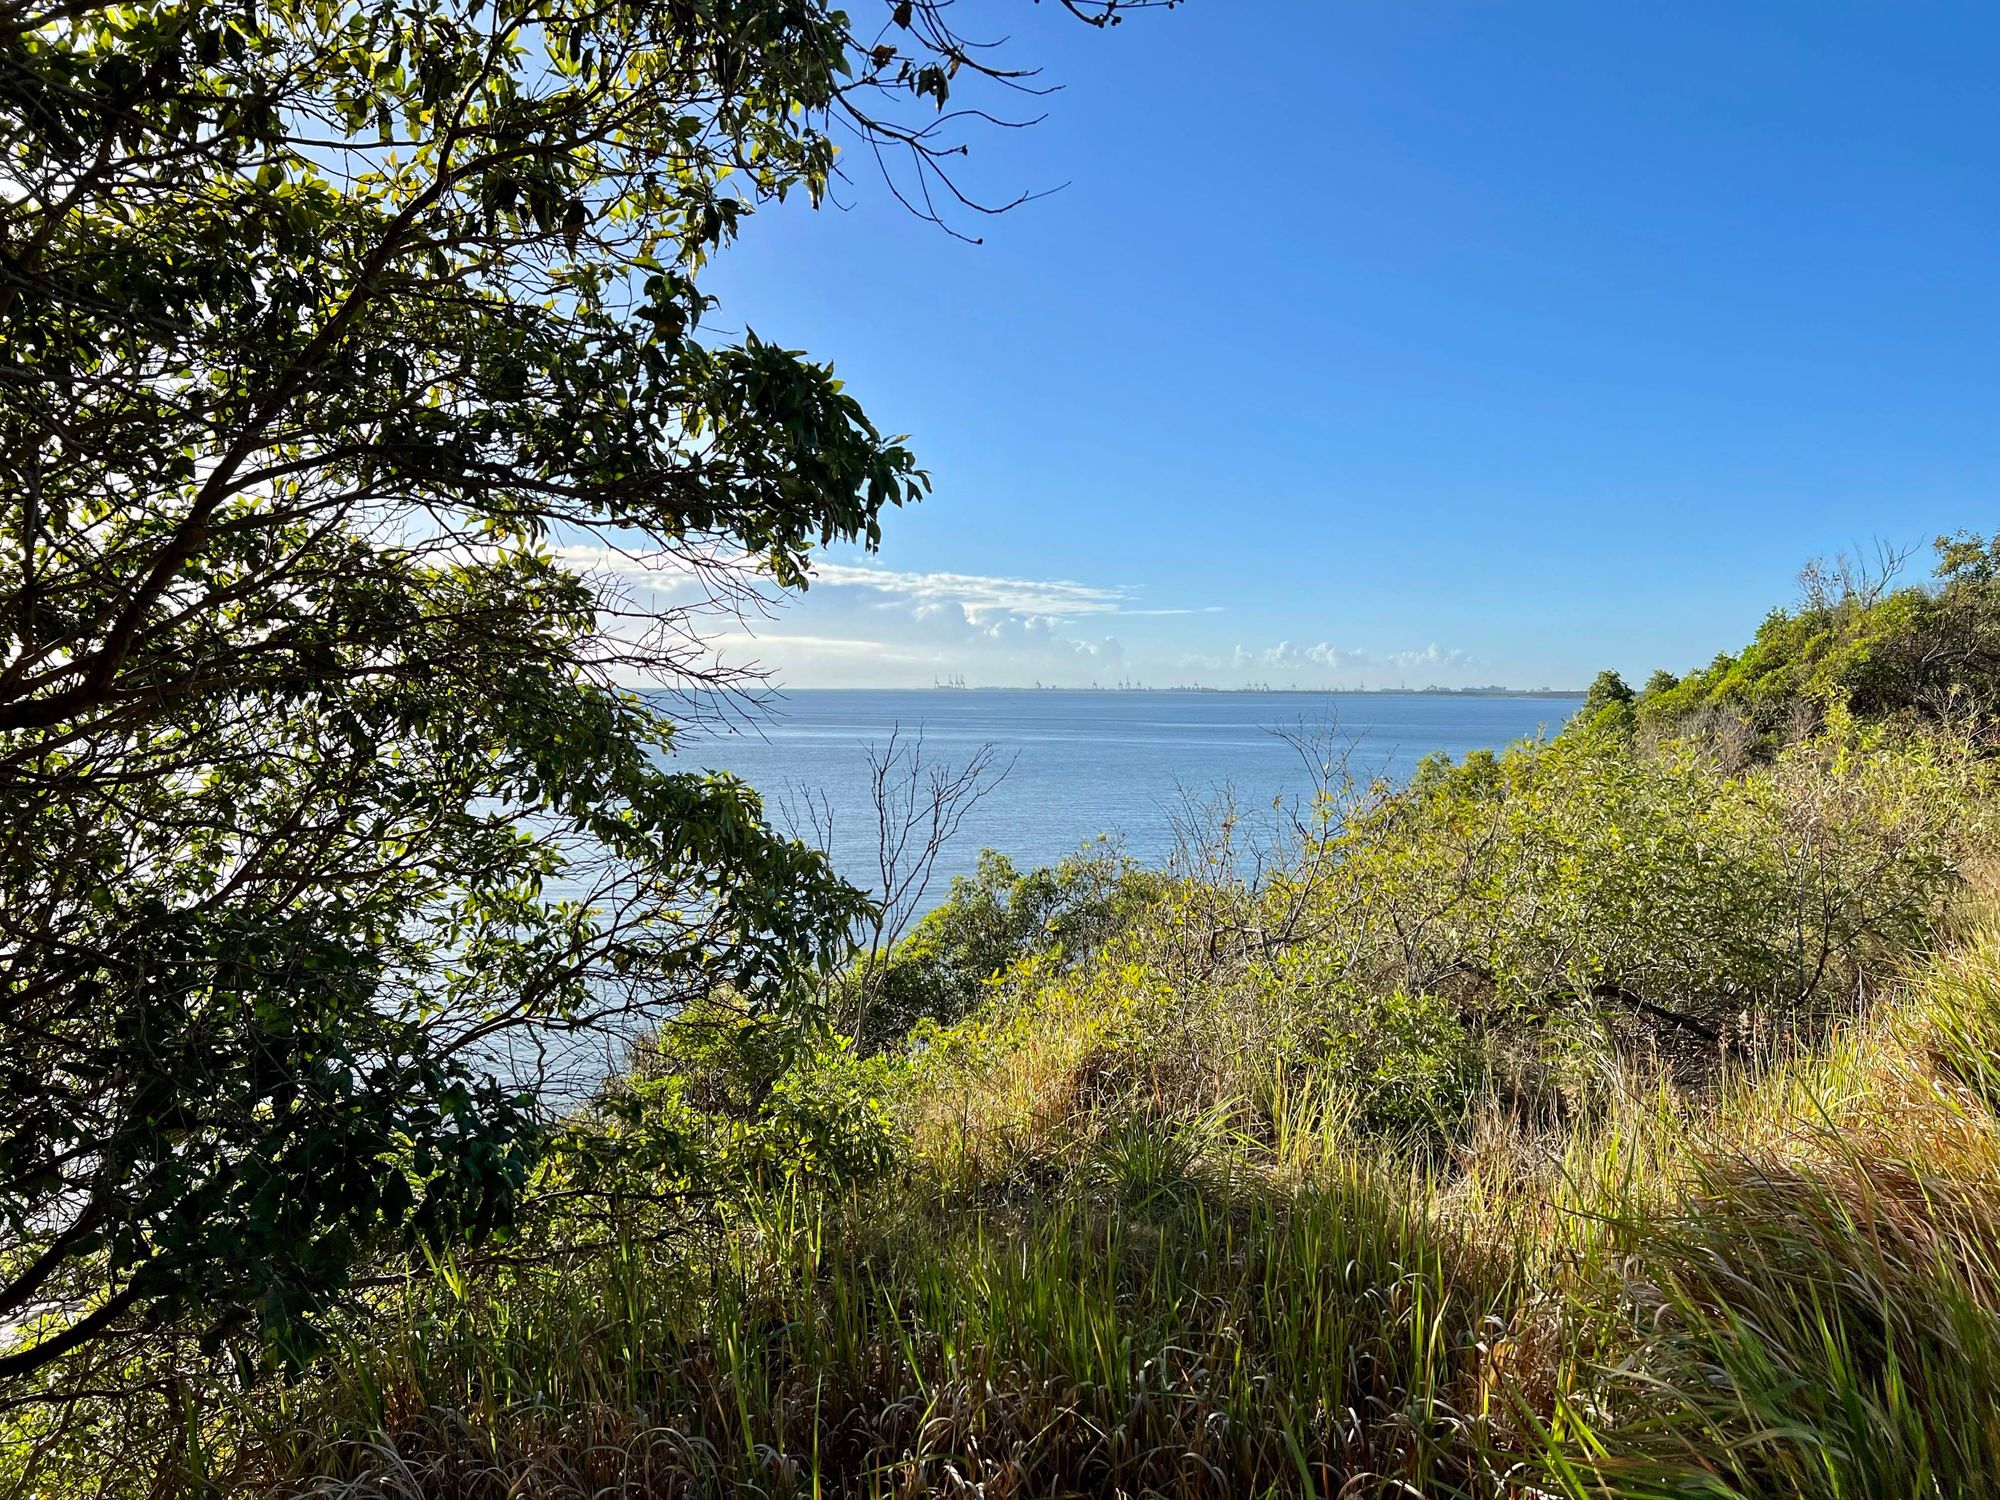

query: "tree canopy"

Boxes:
[1623, 535, 2000, 744]
[0, 0, 1163, 1382]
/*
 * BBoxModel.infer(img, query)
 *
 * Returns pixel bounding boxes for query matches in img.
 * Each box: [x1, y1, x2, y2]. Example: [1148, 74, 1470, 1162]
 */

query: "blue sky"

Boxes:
[694, 1, 1997, 690]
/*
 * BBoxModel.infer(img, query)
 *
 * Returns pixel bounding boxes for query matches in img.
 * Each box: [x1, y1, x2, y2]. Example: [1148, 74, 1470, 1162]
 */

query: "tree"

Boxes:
[1578, 669, 1636, 728]
[852, 840, 1153, 1049]
[1642, 669, 1681, 698]
[0, 0, 1166, 1382]
[1628, 535, 2000, 743]
[782, 728, 1010, 1048]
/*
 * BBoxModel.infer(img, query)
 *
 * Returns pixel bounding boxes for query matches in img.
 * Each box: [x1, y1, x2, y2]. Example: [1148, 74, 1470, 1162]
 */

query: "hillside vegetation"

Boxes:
[16, 541, 2000, 1498]
[1583, 534, 2000, 746]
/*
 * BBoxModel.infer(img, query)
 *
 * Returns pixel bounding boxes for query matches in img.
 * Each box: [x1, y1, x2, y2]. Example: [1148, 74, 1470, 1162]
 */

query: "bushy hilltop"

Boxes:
[1579, 530, 2000, 745]
[22, 542, 2000, 1498]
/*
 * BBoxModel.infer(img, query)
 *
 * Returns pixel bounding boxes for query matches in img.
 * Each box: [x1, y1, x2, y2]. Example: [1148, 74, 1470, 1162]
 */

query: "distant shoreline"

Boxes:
[789, 686, 1586, 699]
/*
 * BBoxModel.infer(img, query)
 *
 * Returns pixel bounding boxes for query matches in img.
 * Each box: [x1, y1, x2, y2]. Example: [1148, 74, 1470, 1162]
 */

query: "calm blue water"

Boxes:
[674, 690, 1581, 908]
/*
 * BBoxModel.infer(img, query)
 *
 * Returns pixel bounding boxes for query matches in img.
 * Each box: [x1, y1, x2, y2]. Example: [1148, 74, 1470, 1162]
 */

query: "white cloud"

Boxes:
[808, 562, 1137, 622]
[1388, 643, 1475, 672]
[1258, 641, 1371, 672]
[540, 542, 1489, 689]
[550, 547, 1199, 626]
[1201, 639, 1482, 688]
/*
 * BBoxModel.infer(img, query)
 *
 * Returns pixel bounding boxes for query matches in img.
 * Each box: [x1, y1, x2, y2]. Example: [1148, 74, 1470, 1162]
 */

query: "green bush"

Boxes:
[1312, 988, 1479, 1134]
[1332, 719, 1977, 1044]
[852, 842, 1160, 1050]
[1576, 668, 1637, 733]
[561, 997, 909, 1206]
[1629, 532, 2000, 745]
[758, 1039, 907, 1186]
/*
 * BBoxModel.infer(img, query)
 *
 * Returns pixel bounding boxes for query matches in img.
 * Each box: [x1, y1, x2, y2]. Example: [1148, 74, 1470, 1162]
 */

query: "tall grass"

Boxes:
[236, 1143, 1533, 1497]
[162, 928, 2000, 1500]
[1525, 930, 2000, 1500]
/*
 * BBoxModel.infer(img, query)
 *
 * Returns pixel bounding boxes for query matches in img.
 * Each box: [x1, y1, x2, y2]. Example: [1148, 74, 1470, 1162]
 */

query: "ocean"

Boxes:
[673, 689, 1582, 911]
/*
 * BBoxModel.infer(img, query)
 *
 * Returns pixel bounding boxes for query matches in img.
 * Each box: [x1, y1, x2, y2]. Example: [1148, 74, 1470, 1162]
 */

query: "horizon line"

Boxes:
[762, 684, 1588, 697]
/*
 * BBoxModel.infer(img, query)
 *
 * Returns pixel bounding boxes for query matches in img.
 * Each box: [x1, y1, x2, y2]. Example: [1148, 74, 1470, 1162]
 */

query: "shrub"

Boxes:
[1630, 532, 2000, 745]
[1329, 720, 1978, 1045]
[851, 842, 1159, 1051]
[1577, 668, 1637, 732]
[558, 998, 910, 1209]
[1312, 989, 1480, 1134]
